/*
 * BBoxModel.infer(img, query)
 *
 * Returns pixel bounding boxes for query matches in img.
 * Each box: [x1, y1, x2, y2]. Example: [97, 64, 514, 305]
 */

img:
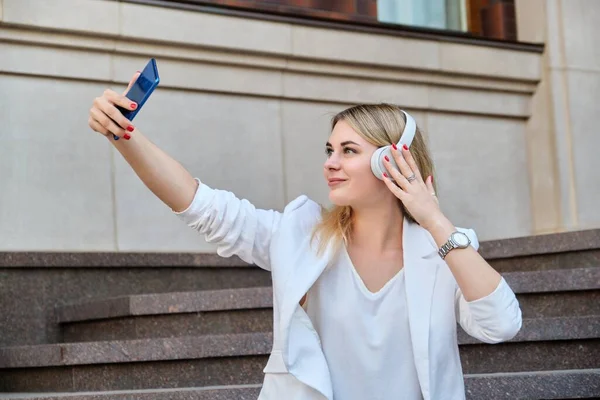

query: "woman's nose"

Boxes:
[324, 155, 341, 170]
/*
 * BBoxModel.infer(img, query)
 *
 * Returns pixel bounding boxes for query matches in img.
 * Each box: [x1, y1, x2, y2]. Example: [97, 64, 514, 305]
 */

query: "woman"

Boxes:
[88, 73, 522, 400]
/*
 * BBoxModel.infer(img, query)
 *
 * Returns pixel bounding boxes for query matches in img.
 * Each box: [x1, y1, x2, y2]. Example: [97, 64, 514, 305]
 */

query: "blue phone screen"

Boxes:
[113, 59, 159, 140]
[120, 73, 156, 120]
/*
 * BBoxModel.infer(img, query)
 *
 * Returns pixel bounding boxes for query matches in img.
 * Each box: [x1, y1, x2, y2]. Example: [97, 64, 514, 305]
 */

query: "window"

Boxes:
[377, 0, 517, 40]
[378, 0, 467, 31]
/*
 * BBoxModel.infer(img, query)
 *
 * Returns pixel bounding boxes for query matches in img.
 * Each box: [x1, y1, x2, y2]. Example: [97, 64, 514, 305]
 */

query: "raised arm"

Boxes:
[88, 72, 197, 212]
[88, 72, 287, 271]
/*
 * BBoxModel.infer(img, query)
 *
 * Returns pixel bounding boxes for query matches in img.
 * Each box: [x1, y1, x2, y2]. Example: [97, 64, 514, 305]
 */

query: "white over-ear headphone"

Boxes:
[370, 110, 417, 180]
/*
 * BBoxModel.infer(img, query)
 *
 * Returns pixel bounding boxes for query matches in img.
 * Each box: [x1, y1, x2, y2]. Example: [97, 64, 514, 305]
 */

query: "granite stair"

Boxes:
[1, 228, 599, 399]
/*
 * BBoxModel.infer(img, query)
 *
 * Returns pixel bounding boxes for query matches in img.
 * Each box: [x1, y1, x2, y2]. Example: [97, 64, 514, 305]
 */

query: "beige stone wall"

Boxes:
[516, 0, 600, 233]
[0, 0, 553, 252]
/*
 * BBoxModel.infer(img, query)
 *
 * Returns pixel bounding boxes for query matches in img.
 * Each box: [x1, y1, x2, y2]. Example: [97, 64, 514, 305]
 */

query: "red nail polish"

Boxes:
[392, 143, 397, 150]
[384, 155, 389, 162]
[403, 144, 409, 151]
[131, 103, 137, 110]
[383, 173, 388, 178]
[431, 176, 434, 184]
[124, 133, 131, 140]
[127, 126, 134, 132]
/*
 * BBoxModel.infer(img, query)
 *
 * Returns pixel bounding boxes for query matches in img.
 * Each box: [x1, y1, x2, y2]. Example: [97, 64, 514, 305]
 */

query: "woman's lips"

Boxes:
[328, 179, 347, 187]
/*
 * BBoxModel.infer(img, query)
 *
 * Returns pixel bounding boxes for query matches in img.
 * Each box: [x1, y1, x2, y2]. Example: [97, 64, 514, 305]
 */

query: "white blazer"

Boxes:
[176, 181, 523, 400]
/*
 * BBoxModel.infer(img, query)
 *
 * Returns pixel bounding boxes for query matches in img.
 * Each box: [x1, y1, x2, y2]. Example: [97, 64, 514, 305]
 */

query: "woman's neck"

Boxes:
[349, 199, 404, 253]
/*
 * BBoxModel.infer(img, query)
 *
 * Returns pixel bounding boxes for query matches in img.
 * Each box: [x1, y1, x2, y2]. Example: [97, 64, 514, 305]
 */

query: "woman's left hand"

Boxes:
[382, 144, 443, 230]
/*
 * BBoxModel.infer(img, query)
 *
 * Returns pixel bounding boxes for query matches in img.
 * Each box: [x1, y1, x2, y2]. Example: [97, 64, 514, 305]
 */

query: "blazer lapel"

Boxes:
[403, 218, 440, 400]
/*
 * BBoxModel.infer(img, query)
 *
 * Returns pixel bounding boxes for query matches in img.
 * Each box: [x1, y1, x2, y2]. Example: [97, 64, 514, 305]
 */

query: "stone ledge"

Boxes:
[479, 228, 600, 259]
[54, 267, 599, 324]
[458, 315, 600, 345]
[0, 385, 263, 400]
[0, 333, 272, 368]
[502, 267, 600, 293]
[2, 316, 598, 369]
[0, 252, 250, 267]
[56, 287, 273, 323]
[465, 369, 600, 399]
[0, 371, 598, 400]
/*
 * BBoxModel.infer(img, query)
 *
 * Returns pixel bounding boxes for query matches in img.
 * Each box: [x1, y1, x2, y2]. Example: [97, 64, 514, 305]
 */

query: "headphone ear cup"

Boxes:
[371, 146, 395, 180]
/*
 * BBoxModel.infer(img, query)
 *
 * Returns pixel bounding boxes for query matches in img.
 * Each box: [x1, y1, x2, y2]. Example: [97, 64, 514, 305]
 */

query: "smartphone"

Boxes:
[113, 58, 160, 140]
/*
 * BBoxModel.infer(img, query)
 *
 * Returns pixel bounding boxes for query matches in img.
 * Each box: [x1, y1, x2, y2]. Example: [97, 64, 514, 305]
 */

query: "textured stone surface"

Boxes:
[479, 228, 600, 259]
[517, 290, 600, 318]
[0, 227, 598, 267]
[460, 339, 600, 374]
[458, 316, 600, 345]
[503, 267, 600, 293]
[0, 252, 250, 267]
[0, 385, 263, 399]
[0, 267, 271, 347]
[464, 369, 600, 399]
[489, 249, 600, 273]
[57, 287, 273, 323]
[0, 333, 272, 368]
[0, 356, 268, 392]
[62, 309, 273, 342]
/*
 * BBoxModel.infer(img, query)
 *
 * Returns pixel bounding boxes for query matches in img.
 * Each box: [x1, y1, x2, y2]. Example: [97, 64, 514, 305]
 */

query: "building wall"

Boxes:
[515, 0, 600, 233]
[0, 0, 570, 253]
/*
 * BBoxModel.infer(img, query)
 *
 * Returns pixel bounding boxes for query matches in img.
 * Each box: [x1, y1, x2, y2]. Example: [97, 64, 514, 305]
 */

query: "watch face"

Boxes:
[452, 232, 470, 247]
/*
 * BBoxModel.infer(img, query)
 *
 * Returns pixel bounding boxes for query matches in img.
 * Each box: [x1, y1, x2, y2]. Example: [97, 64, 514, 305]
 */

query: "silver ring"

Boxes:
[431, 192, 436, 196]
[407, 174, 417, 182]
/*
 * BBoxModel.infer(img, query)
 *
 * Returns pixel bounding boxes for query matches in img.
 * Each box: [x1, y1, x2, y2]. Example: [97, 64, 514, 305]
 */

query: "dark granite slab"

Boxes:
[56, 287, 273, 323]
[503, 267, 600, 293]
[479, 228, 600, 259]
[0, 252, 250, 268]
[0, 333, 272, 369]
[458, 316, 600, 345]
[56, 267, 599, 324]
[0, 267, 271, 347]
[517, 290, 600, 318]
[0, 356, 268, 392]
[461, 339, 600, 374]
[61, 309, 273, 342]
[1, 369, 598, 399]
[0, 385, 263, 399]
[464, 369, 600, 399]
[0, 227, 598, 268]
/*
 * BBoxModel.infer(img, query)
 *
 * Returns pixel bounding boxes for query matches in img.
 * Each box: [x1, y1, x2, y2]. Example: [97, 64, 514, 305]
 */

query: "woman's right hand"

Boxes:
[88, 72, 140, 140]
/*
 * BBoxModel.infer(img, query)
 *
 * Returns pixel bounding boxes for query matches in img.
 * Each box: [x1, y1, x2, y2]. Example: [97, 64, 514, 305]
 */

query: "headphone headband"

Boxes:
[398, 110, 416, 147]
[370, 109, 418, 180]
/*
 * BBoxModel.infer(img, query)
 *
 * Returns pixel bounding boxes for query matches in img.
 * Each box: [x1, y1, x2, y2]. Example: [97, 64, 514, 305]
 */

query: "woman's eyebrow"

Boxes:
[325, 141, 360, 147]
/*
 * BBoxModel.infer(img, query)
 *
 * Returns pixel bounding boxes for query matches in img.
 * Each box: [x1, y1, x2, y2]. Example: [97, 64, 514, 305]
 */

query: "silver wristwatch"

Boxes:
[438, 231, 471, 259]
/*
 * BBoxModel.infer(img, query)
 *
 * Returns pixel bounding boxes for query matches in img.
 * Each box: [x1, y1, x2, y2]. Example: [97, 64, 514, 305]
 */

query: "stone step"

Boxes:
[57, 287, 274, 342]
[0, 370, 599, 400]
[1, 316, 599, 392]
[0, 385, 263, 400]
[479, 228, 600, 273]
[55, 267, 600, 343]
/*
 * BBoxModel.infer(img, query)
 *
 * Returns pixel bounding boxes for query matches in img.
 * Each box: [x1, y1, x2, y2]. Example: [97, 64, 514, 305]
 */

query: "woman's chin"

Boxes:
[328, 190, 350, 206]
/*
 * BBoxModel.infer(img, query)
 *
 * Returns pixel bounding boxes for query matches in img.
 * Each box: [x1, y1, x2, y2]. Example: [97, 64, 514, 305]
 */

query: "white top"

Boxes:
[302, 246, 424, 400]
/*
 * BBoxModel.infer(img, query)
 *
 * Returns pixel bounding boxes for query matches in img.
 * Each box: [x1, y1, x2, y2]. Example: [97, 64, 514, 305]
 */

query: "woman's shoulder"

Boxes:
[281, 195, 324, 230]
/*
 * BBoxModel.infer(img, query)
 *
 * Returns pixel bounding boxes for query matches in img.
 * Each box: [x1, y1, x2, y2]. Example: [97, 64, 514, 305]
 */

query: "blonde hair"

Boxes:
[311, 103, 436, 256]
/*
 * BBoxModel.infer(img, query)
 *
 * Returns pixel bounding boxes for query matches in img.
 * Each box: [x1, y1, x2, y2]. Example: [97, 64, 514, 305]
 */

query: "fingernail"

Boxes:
[383, 172, 388, 178]
[127, 126, 134, 132]
[124, 133, 131, 140]
[384, 155, 389, 162]
[131, 103, 137, 110]
[392, 143, 397, 150]
[403, 144, 409, 151]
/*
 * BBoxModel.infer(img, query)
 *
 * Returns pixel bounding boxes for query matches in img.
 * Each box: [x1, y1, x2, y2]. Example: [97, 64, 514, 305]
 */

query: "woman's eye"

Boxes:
[325, 148, 333, 156]
[344, 147, 356, 154]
